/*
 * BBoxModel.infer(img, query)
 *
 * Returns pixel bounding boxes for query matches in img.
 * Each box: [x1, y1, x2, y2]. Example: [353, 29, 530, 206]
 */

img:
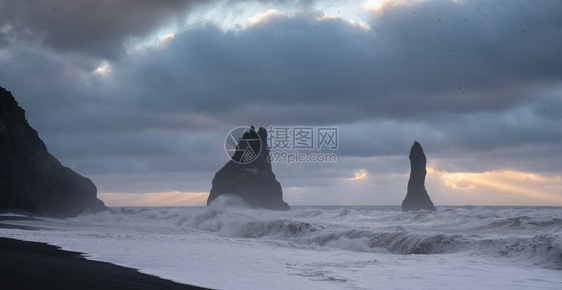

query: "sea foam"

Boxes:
[1, 199, 561, 289]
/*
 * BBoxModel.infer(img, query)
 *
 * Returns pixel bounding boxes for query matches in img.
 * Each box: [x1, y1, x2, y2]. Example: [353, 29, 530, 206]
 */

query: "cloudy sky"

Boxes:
[1, 0, 561, 207]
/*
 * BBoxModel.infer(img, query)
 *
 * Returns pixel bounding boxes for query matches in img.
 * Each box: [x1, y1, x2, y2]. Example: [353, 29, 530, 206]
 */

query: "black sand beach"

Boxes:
[0, 237, 208, 290]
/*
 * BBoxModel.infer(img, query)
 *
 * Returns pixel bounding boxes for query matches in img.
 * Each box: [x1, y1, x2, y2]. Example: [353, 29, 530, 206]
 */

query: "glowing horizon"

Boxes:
[428, 168, 562, 206]
[99, 191, 208, 207]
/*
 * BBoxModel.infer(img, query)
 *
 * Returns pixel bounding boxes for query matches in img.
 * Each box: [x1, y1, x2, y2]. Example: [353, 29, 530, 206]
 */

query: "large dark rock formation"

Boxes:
[0, 86, 107, 217]
[401, 141, 436, 212]
[208, 126, 290, 211]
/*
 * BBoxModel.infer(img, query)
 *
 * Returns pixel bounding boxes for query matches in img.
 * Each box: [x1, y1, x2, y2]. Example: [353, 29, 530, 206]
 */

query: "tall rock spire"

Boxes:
[401, 141, 436, 212]
[207, 126, 290, 211]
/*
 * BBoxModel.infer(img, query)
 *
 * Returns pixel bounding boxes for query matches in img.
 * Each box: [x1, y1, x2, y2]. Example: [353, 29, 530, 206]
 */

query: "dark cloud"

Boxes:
[367, 0, 562, 97]
[0, 0, 202, 59]
[112, 1, 562, 124]
[0, 0, 561, 203]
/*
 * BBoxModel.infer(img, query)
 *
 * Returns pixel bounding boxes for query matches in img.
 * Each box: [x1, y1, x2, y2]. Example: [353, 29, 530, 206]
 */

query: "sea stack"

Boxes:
[0, 86, 107, 217]
[208, 126, 290, 211]
[401, 141, 436, 212]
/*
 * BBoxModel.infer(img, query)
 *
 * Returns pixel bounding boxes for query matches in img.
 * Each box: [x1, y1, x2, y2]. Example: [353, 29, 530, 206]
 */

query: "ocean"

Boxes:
[1, 196, 561, 289]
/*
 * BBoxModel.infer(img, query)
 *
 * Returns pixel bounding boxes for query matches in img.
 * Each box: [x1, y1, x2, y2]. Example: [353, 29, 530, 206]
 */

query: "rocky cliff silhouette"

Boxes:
[0, 86, 107, 217]
[402, 141, 436, 211]
[208, 126, 290, 211]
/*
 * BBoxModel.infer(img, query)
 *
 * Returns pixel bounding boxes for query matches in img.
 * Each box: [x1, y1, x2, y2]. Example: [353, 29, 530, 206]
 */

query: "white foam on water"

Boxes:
[1, 200, 561, 289]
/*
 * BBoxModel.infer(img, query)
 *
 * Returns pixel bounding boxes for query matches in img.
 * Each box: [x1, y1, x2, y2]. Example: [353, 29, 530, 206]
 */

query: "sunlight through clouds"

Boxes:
[99, 191, 208, 207]
[93, 61, 111, 76]
[430, 168, 562, 205]
[124, 28, 180, 56]
[247, 9, 281, 26]
[361, 0, 428, 11]
[2, 0, 561, 207]
[361, 0, 392, 11]
[350, 169, 369, 180]
[157, 33, 175, 48]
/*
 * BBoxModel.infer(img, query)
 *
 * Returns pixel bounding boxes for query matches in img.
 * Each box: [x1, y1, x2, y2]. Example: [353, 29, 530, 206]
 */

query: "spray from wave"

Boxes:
[78, 197, 562, 270]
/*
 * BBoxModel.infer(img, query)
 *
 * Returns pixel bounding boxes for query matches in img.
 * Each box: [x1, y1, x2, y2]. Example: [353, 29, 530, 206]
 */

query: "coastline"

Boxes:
[2, 206, 560, 289]
[0, 237, 208, 290]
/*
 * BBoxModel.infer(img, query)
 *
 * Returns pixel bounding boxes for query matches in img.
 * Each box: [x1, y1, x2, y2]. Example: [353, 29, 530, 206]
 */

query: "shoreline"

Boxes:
[0, 237, 208, 290]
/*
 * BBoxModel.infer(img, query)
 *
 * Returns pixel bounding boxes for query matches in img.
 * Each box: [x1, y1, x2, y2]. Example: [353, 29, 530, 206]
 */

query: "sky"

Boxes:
[1, 0, 561, 207]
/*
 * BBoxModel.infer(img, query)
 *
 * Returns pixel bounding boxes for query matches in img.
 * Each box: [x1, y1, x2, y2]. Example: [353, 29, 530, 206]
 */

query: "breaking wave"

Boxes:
[78, 198, 562, 270]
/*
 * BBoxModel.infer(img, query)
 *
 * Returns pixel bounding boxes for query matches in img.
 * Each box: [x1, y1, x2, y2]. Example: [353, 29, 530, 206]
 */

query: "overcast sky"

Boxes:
[1, 0, 561, 207]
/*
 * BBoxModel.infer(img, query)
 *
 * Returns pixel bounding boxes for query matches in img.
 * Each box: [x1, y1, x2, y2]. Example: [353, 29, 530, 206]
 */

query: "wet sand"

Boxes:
[0, 213, 208, 290]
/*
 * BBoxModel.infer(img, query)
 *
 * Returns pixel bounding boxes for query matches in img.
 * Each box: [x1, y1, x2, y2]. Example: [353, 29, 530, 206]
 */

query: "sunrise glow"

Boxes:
[361, 0, 426, 11]
[361, 0, 389, 11]
[157, 33, 175, 48]
[93, 61, 110, 76]
[430, 168, 562, 205]
[350, 169, 369, 180]
[247, 9, 281, 25]
[99, 191, 208, 207]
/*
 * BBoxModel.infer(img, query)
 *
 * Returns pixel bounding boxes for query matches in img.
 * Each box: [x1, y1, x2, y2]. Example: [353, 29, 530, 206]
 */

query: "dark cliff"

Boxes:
[401, 141, 436, 212]
[0, 86, 107, 217]
[208, 126, 290, 211]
